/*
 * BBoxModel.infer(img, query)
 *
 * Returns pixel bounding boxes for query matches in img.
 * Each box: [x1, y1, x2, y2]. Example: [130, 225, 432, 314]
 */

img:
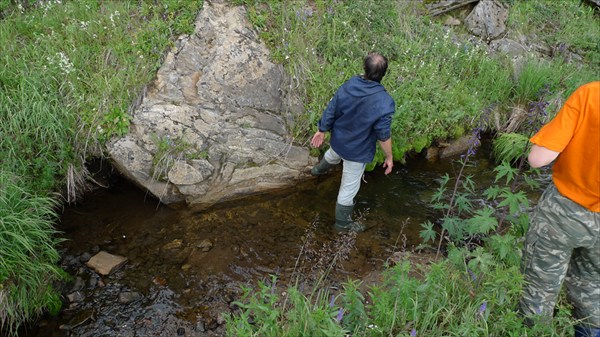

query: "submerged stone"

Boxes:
[86, 251, 128, 276]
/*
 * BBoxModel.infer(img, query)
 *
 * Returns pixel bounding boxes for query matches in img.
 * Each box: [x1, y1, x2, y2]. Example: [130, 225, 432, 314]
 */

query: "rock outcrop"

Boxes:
[464, 0, 509, 40]
[108, 1, 315, 208]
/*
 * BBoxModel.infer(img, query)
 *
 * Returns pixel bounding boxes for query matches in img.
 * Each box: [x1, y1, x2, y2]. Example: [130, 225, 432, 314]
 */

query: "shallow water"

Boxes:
[20, 145, 501, 336]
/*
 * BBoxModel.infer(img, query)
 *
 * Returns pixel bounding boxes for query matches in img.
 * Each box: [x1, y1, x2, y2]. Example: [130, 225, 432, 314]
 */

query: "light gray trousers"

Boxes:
[324, 148, 366, 207]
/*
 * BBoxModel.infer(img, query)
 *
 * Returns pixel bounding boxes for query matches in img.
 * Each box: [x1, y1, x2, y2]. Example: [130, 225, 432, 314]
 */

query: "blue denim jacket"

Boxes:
[317, 76, 395, 163]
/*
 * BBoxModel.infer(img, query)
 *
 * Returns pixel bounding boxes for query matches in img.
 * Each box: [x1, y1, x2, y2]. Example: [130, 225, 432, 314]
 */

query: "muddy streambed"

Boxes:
[20, 147, 500, 337]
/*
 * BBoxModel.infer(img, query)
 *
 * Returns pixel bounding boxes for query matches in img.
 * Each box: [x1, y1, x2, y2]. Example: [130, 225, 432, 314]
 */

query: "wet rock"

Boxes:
[87, 274, 97, 288]
[62, 254, 81, 269]
[195, 320, 206, 332]
[152, 276, 168, 286]
[70, 276, 85, 292]
[58, 324, 71, 331]
[162, 239, 184, 250]
[439, 136, 475, 158]
[196, 239, 213, 252]
[118, 291, 142, 304]
[67, 291, 84, 302]
[216, 313, 227, 325]
[79, 252, 92, 263]
[425, 146, 440, 161]
[86, 251, 128, 276]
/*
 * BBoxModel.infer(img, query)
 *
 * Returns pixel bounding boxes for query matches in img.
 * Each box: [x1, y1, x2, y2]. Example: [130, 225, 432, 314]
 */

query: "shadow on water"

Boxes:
[20, 143, 501, 336]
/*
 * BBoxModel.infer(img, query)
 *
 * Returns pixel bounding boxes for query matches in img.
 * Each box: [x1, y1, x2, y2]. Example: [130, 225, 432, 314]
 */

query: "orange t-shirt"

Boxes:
[530, 81, 600, 212]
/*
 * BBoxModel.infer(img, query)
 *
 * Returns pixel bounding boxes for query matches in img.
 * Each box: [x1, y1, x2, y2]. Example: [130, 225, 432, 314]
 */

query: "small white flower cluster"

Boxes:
[41, 0, 62, 16]
[109, 10, 120, 28]
[47, 52, 75, 76]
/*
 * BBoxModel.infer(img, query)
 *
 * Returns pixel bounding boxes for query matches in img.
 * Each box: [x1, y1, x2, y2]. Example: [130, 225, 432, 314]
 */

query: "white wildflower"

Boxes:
[109, 10, 120, 27]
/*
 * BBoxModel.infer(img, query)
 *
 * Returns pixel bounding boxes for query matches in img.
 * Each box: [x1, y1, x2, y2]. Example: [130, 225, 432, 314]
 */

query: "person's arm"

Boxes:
[528, 144, 560, 168]
[379, 138, 393, 175]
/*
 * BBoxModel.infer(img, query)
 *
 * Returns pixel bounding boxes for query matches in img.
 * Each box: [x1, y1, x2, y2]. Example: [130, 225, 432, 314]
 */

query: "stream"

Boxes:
[19, 142, 502, 337]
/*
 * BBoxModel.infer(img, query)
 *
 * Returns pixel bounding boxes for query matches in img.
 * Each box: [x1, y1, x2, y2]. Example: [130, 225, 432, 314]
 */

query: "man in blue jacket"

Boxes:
[310, 52, 395, 232]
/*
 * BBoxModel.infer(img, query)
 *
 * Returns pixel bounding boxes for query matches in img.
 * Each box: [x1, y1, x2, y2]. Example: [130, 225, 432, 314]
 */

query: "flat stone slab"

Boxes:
[86, 251, 128, 276]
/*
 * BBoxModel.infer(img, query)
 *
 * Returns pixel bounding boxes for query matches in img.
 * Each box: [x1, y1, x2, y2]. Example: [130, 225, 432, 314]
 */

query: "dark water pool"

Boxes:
[19, 146, 500, 336]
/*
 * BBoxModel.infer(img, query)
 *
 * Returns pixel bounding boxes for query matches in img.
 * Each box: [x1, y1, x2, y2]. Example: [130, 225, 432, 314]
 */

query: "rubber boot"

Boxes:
[574, 325, 600, 337]
[334, 203, 366, 232]
[311, 157, 335, 176]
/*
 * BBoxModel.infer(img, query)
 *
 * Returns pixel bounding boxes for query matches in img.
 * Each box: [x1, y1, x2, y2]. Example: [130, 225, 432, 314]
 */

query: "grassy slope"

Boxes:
[236, 0, 598, 165]
[0, 1, 202, 334]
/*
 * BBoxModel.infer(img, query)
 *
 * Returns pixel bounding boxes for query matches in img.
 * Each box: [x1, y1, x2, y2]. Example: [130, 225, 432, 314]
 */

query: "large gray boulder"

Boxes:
[108, 1, 315, 208]
[464, 0, 509, 40]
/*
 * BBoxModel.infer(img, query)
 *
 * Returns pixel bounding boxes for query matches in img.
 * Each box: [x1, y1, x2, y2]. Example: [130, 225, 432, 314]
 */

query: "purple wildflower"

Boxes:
[467, 268, 477, 281]
[329, 294, 335, 308]
[410, 328, 417, 336]
[336, 308, 344, 322]
[479, 301, 487, 313]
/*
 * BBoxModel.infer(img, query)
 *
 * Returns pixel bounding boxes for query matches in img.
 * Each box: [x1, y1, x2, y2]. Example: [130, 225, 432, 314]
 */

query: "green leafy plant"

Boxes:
[99, 107, 131, 142]
[493, 132, 530, 164]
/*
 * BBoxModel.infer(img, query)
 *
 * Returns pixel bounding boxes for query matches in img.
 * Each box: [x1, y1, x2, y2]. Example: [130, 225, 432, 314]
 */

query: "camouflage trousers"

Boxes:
[519, 183, 600, 328]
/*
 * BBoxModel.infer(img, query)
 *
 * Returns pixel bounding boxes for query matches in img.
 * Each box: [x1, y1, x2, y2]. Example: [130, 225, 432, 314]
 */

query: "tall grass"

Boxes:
[0, 172, 64, 336]
[234, 0, 597, 169]
[507, 0, 600, 68]
[0, 1, 202, 334]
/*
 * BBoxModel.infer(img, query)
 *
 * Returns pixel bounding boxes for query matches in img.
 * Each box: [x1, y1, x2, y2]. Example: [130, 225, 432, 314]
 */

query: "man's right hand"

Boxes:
[311, 131, 325, 148]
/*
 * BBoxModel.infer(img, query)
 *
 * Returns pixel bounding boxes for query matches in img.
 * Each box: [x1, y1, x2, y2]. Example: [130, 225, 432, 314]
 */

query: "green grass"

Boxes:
[233, 0, 597, 168]
[507, 0, 600, 68]
[228, 254, 576, 336]
[0, 1, 202, 334]
[0, 172, 65, 336]
[0, 0, 598, 334]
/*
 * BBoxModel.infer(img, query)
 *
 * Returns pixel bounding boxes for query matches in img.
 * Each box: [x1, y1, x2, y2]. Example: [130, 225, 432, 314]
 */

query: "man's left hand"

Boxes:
[311, 131, 325, 148]
[383, 158, 393, 175]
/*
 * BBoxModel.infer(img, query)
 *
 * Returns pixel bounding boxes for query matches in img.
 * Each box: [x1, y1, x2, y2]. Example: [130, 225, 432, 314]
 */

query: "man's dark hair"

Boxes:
[363, 52, 388, 83]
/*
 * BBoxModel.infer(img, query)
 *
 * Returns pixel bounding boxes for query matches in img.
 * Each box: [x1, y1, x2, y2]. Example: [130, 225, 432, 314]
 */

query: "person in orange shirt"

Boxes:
[519, 81, 599, 337]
